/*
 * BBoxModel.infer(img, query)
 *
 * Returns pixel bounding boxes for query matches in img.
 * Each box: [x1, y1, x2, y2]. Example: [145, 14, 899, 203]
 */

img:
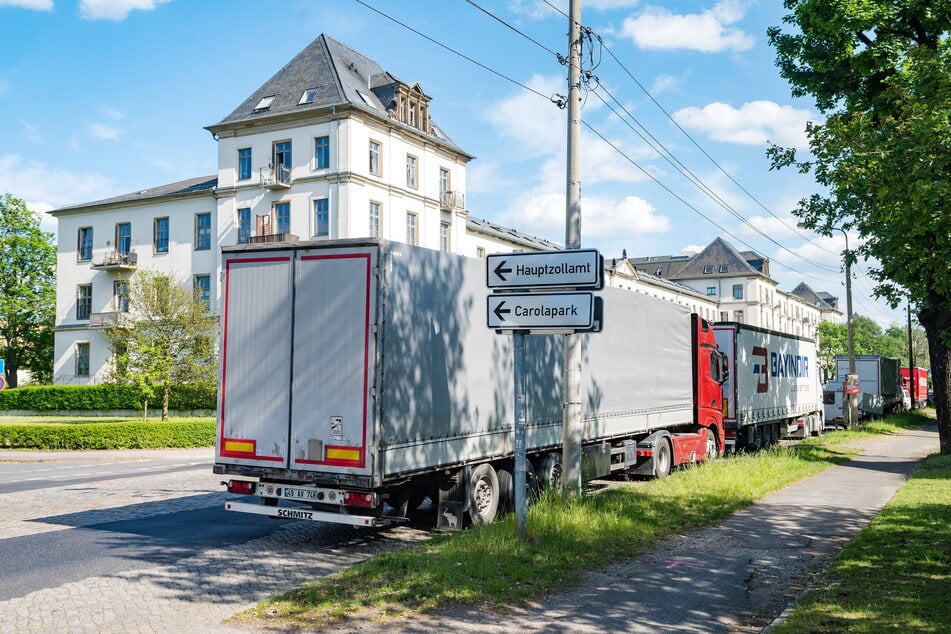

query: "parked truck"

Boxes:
[713, 323, 824, 449]
[900, 367, 929, 409]
[213, 239, 728, 529]
[834, 355, 902, 418]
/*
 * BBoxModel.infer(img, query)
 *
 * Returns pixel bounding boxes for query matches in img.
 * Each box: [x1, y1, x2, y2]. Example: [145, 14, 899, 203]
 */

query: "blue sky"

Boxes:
[0, 0, 908, 326]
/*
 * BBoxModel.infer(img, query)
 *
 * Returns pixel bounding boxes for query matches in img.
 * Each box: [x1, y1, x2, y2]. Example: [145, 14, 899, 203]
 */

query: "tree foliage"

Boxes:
[0, 193, 56, 388]
[817, 316, 929, 377]
[768, 0, 951, 452]
[104, 268, 217, 421]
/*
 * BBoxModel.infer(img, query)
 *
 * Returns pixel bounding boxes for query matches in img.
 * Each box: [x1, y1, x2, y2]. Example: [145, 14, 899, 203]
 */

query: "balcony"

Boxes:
[89, 311, 131, 329]
[439, 190, 465, 211]
[260, 165, 291, 190]
[91, 251, 138, 271]
[248, 233, 299, 244]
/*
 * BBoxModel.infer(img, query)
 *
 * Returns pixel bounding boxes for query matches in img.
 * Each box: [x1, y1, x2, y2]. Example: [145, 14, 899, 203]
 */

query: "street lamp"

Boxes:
[799, 223, 858, 428]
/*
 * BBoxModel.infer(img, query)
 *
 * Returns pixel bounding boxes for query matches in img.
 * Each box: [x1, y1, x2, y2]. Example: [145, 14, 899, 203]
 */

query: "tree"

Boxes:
[768, 1, 951, 452]
[0, 193, 56, 388]
[104, 268, 217, 420]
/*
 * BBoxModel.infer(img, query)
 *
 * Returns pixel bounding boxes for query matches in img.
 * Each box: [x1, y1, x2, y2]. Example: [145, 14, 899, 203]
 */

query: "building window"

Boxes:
[439, 167, 450, 194]
[114, 280, 129, 313]
[76, 342, 90, 377]
[238, 148, 252, 180]
[406, 154, 417, 188]
[734, 310, 744, 323]
[194, 274, 211, 310]
[313, 198, 329, 237]
[237, 208, 251, 244]
[369, 140, 381, 175]
[314, 136, 330, 169]
[299, 87, 318, 105]
[440, 221, 451, 253]
[274, 202, 290, 235]
[78, 227, 93, 261]
[703, 265, 714, 274]
[706, 286, 716, 296]
[273, 141, 291, 183]
[719, 265, 729, 273]
[76, 284, 92, 320]
[194, 213, 211, 250]
[719, 311, 729, 322]
[476, 247, 486, 259]
[406, 212, 417, 245]
[154, 217, 169, 254]
[115, 223, 131, 255]
[369, 201, 381, 238]
[732, 284, 743, 300]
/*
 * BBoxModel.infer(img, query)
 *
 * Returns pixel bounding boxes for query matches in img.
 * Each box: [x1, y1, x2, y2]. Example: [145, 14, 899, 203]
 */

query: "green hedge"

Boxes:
[0, 384, 217, 411]
[0, 420, 215, 449]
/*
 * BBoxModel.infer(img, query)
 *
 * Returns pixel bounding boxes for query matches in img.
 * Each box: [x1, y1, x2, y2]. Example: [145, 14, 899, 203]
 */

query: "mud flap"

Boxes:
[628, 431, 670, 477]
[436, 466, 470, 531]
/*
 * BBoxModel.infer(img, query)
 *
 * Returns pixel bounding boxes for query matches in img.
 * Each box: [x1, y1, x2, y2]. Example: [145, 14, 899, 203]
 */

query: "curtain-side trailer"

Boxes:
[713, 323, 824, 449]
[213, 239, 727, 529]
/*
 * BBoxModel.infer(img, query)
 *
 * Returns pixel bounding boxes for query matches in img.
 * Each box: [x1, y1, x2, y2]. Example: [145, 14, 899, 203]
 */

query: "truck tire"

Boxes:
[653, 439, 672, 479]
[496, 465, 514, 512]
[468, 463, 500, 525]
[535, 452, 563, 489]
[705, 429, 719, 461]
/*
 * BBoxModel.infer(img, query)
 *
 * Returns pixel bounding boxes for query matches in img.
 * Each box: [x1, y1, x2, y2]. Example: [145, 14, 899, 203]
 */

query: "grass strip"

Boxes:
[238, 411, 930, 630]
[770, 450, 950, 633]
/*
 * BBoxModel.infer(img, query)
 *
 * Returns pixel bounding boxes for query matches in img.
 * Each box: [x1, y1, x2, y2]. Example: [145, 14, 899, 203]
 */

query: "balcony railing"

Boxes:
[439, 190, 465, 211]
[260, 165, 291, 189]
[248, 233, 299, 244]
[89, 311, 131, 329]
[90, 251, 138, 271]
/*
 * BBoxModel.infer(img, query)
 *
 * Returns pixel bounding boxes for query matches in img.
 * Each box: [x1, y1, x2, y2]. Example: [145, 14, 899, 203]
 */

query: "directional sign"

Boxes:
[487, 292, 594, 331]
[486, 249, 602, 290]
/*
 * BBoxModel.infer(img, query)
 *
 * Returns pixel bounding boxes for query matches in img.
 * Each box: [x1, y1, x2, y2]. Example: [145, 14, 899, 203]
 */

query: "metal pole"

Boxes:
[842, 230, 858, 428]
[562, 0, 583, 494]
[513, 332, 528, 538]
[908, 301, 916, 410]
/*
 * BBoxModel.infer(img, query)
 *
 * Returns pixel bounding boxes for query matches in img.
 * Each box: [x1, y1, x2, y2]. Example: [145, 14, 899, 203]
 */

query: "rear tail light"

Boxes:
[343, 492, 378, 508]
[635, 449, 653, 458]
[226, 480, 256, 495]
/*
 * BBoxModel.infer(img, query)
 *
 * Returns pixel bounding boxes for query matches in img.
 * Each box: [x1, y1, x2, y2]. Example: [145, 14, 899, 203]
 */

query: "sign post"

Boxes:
[486, 249, 603, 539]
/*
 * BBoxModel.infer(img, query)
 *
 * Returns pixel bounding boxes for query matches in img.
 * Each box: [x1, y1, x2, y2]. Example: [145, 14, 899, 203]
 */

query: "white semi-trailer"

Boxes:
[834, 354, 902, 418]
[213, 239, 727, 529]
[713, 323, 824, 449]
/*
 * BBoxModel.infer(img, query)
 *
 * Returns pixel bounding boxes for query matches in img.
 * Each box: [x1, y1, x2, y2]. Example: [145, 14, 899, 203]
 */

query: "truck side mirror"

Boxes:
[719, 353, 730, 384]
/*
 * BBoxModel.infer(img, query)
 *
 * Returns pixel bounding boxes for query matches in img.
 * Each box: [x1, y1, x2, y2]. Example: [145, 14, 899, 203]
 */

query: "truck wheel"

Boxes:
[496, 465, 514, 512]
[468, 463, 500, 525]
[653, 439, 672, 479]
[535, 452, 563, 489]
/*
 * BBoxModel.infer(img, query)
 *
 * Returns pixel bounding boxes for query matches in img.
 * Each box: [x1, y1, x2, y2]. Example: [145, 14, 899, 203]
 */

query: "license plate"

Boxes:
[283, 486, 321, 501]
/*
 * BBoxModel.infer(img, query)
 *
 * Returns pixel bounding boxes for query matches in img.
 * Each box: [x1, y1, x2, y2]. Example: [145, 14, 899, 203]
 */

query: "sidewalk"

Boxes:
[311, 426, 938, 633]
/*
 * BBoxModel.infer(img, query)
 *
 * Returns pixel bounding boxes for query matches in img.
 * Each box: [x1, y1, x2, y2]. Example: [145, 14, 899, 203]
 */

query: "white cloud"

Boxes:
[98, 105, 125, 120]
[678, 244, 704, 255]
[0, 0, 53, 9]
[79, 0, 169, 21]
[619, 1, 754, 52]
[0, 153, 116, 215]
[650, 74, 682, 95]
[672, 100, 816, 149]
[485, 75, 564, 158]
[500, 192, 669, 245]
[87, 123, 123, 141]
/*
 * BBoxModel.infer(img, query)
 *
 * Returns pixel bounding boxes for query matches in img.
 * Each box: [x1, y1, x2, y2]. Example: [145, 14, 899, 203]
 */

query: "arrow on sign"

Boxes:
[493, 301, 511, 321]
[493, 260, 512, 281]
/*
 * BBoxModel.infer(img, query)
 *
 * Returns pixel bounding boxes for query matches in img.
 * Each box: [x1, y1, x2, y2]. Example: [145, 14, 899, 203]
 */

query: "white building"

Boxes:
[630, 237, 842, 339]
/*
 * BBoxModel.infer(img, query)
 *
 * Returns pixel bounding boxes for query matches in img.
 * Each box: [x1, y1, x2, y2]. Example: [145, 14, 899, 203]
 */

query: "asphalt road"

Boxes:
[0, 448, 428, 633]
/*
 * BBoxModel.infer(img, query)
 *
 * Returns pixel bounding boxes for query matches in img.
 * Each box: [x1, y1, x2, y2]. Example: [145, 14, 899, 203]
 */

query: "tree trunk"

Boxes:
[919, 296, 950, 454]
[162, 384, 170, 422]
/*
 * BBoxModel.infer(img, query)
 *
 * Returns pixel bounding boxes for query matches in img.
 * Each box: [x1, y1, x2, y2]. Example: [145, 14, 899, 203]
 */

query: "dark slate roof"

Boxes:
[207, 34, 469, 157]
[51, 175, 217, 214]
[466, 216, 561, 251]
[789, 282, 841, 311]
[628, 254, 693, 278]
[668, 237, 766, 279]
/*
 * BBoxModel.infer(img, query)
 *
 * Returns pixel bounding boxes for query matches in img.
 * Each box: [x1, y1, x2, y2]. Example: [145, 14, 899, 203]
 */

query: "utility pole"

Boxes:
[562, 0, 583, 494]
[843, 234, 857, 428]
[908, 301, 916, 410]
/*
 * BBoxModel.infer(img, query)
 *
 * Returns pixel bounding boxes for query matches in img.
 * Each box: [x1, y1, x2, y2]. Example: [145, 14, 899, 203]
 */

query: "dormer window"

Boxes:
[299, 88, 318, 105]
[703, 265, 714, 274]
[357, 91, 378, 109]
[719, 265, 729, 273]
[254, 95, 276, 111]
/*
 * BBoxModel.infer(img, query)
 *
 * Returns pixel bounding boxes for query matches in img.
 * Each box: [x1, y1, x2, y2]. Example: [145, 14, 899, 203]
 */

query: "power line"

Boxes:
[463, 0, 562, 59]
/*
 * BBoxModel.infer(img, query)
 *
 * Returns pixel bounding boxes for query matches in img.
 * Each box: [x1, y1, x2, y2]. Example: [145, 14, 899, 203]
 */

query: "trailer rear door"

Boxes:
[288, 247, 377, 476]
[217, 253, 294, 467]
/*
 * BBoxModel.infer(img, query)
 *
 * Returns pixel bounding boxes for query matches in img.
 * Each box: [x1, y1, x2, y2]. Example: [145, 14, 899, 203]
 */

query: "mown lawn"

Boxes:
[234, 411, 933, 630]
